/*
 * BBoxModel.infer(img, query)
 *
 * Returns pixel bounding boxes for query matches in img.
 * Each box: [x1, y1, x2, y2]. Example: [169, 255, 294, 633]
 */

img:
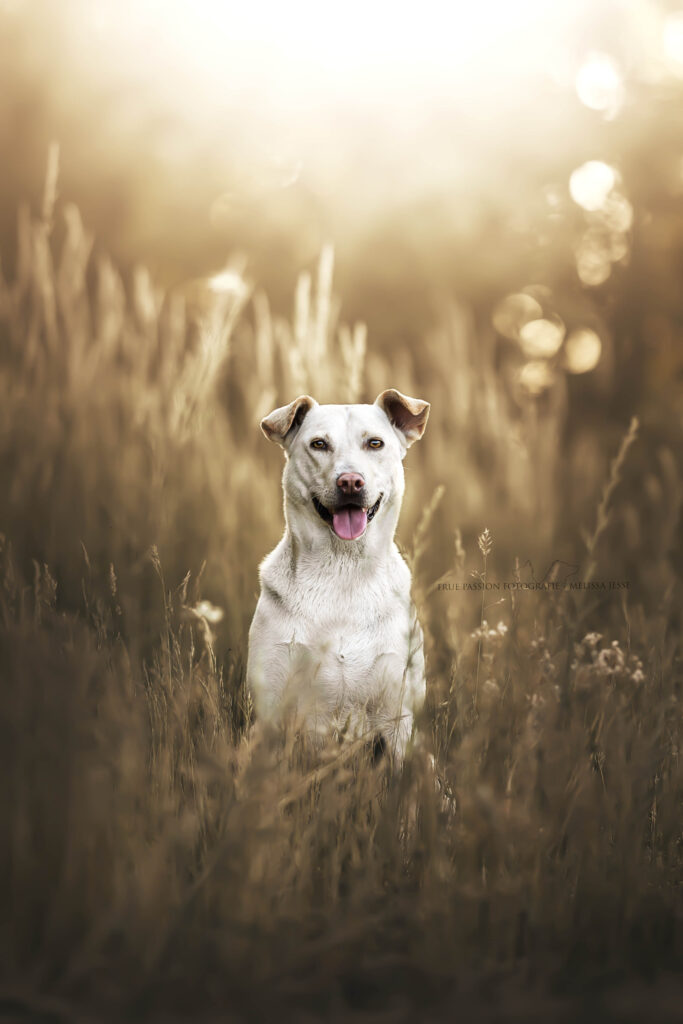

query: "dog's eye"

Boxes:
[310, 438, 329, 451]
[367, 438, 384, 449]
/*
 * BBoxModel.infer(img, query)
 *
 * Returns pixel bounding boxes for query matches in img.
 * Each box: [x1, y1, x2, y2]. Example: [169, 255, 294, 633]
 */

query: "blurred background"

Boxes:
[2, 0, 682, 600]
[3, 0, 683, 342]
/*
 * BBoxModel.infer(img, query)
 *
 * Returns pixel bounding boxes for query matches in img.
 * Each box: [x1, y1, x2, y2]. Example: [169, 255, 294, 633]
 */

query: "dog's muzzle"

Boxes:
[312, 494, 382, 540]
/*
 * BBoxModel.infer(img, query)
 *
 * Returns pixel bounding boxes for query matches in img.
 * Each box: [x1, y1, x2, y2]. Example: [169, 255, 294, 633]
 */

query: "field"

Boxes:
[2, 3, 683, 1021]
[0, 177, 681, 1021]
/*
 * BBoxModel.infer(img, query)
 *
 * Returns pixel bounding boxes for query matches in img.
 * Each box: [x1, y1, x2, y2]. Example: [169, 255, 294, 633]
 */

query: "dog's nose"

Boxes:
[336, 472, 365, 495]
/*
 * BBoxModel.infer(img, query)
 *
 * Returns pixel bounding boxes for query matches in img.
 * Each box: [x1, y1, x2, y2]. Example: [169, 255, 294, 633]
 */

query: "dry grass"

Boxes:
[0, 190, 681, 1022]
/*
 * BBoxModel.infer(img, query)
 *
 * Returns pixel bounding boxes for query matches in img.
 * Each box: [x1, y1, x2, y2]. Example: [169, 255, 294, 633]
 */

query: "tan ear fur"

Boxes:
[374, 388, 430, 446]
[260, 395, 317, 448]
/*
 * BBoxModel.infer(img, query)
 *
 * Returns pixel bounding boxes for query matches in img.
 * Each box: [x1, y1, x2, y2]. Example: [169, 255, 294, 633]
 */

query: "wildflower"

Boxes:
[193, 600, 224, 624]
[180, 601, 224, 663]
[596, 644, 625, 675]
[471, 619, 508, 642]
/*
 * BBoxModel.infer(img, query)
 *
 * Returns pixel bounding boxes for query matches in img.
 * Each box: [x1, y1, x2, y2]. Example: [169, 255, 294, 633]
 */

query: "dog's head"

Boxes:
[261, 389, 430, 547]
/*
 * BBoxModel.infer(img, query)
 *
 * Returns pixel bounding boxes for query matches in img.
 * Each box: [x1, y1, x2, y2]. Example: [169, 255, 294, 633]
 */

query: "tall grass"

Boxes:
[0, 186, 681, 1020]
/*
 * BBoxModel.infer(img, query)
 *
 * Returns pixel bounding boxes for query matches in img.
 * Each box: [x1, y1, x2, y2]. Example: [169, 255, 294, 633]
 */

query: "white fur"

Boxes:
[246, 389, 430, 764]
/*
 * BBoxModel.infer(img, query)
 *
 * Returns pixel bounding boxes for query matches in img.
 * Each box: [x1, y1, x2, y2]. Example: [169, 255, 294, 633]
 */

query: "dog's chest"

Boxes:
[252, 543, 421, 729]
[287, 594, 409, 705]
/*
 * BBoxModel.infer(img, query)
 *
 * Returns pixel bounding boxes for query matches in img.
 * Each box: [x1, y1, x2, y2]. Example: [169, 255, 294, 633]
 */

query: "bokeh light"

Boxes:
[564, 328, 602, 373]
[569, 161, 617, 212]
[492, 293, 544, 341]
[572, 183, 633, 287]
[600, 191, 634, 234]
[519, 317, 566, 358]
[575, 51, 624, 117]
[519, 360, 556, 395]
[575, 233, 613, 286]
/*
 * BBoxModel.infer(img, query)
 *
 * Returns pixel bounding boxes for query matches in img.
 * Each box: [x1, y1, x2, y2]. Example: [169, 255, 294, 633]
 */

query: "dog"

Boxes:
[246, 388, 430, 766]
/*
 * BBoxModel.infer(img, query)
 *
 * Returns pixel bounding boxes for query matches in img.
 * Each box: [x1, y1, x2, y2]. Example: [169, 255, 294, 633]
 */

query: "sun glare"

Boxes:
[78, 0, 573, 113]
[664, 10, 683, 72]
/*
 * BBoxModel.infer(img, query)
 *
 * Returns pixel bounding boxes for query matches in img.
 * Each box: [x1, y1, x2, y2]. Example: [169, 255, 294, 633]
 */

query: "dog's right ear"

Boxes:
[260, 395, 317, 449]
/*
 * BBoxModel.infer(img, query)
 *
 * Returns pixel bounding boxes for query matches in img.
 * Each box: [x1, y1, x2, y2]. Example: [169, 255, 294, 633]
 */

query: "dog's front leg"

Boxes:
[387, 708, 414, 768]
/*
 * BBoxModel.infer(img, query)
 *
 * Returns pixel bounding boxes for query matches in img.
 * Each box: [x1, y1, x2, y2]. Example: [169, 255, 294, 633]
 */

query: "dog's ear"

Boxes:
[261, 395, 317, 448]
[374, 389, 430, 447]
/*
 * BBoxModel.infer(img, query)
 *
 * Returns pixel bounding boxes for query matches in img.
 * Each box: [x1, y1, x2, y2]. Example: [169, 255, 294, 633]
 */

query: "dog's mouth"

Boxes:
[312, 494, 382, 540]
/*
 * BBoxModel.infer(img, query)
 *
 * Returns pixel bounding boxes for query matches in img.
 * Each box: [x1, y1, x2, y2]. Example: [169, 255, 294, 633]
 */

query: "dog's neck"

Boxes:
[282, 498, 401, 579]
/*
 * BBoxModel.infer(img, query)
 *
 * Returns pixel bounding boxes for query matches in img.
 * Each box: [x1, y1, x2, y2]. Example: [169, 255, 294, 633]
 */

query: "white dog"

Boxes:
[246, 389, 430, 765]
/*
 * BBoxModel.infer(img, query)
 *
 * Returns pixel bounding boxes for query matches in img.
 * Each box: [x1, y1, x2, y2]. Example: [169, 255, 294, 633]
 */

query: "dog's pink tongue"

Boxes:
[332, 507, 368, 540]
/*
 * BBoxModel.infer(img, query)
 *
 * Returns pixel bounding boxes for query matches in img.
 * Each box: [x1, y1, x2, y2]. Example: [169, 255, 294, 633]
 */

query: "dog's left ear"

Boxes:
[261, 395, 317, 449]
[374, 389, 430, 447]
